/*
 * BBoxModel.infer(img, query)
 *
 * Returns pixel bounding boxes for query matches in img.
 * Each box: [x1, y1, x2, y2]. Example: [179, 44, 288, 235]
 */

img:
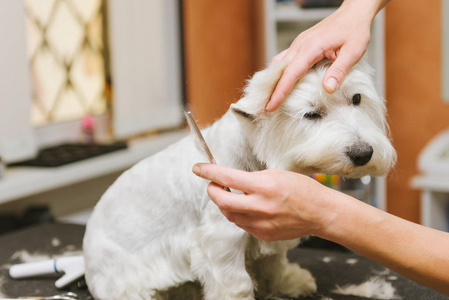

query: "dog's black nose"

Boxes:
[347, 144, 374, 166]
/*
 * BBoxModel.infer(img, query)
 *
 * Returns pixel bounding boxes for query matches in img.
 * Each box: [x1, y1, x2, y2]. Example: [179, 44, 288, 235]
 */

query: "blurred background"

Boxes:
[0, 0, 448, 236]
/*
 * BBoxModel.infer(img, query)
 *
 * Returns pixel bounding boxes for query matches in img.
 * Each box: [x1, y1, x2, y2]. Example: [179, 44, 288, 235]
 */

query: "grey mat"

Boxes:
[0, 223, 447, 300]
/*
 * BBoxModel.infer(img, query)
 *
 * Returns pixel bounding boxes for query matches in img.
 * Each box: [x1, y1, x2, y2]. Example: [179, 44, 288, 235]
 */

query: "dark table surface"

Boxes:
[0, 223, 447, 300]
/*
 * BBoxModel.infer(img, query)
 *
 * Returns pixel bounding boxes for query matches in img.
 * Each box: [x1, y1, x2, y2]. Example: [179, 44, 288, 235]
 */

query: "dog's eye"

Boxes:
[304, 111, 322, 120]
[352, 94, 361, 105]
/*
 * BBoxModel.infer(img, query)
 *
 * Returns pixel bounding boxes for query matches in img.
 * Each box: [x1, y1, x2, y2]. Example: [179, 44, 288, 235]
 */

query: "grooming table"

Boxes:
[0, 223, 447, 300]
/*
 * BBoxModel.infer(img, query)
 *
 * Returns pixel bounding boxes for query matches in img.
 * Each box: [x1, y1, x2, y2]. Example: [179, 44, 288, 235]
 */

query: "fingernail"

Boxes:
[265, 100, 272, 112]
[192, 164, 200, 176]
[325, 77, 338, 93]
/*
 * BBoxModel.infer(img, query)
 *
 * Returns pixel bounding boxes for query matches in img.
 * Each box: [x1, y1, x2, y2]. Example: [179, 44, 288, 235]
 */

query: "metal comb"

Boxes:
[184, 111, 231, 192]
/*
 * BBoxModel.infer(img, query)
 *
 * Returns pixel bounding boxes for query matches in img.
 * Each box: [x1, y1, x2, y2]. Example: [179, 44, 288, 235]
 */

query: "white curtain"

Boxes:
[108, 0, 184, 138]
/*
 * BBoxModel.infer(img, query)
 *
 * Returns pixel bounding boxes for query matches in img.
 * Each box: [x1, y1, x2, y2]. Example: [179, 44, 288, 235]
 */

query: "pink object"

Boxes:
[82, 114, 95, 130]
[82, 114, 95, 143]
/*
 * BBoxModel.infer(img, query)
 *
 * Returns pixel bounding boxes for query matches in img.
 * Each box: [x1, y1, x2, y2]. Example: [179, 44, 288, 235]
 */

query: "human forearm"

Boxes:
[339, 0, 390, 22]
[319, 189, 449, 295]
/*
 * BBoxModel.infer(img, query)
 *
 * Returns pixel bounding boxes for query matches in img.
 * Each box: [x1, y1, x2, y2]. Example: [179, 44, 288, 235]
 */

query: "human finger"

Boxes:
[206, 182, 253, 213]
[193, 163, 258, 194]
[322, 44, 365, 93]
[236, 225, 282, 242]
[266, 51, 323, 112]
[271, 49, 288, 63]
[207, 184, 280, 233]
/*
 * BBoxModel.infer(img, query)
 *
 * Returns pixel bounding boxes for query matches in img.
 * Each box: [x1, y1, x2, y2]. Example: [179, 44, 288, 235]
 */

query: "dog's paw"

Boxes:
[275, 263, 317, 297]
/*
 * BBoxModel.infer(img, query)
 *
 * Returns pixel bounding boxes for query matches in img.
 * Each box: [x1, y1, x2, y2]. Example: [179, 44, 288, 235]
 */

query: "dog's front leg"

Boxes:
[191, 203, 255, 300]
[253, 251, 316, 299]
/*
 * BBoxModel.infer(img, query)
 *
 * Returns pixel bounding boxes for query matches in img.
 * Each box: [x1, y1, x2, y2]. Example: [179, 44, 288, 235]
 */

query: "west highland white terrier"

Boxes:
[83, 58, 397, 300]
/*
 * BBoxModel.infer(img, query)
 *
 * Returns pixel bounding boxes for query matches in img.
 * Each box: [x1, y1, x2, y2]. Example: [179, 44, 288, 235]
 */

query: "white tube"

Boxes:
[9, 259, 57, 278]
[9, 255, 85, 289]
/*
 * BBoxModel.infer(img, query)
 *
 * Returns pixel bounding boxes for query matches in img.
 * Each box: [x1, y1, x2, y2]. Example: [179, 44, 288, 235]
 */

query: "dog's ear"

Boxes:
[230, 100, 256, 121]
[231, 59, 289, 119]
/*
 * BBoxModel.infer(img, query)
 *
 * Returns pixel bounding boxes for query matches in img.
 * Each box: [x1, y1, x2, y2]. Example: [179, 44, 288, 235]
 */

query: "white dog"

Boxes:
[83, 58, 397, 300]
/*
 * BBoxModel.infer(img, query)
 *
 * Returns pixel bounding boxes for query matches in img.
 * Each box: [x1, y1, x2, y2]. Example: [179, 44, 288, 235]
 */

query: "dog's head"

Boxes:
[231, 58, 396, 178]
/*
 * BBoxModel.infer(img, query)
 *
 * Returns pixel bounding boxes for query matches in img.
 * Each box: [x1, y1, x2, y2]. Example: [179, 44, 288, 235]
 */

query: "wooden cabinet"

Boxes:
[182, 0, 265, 126]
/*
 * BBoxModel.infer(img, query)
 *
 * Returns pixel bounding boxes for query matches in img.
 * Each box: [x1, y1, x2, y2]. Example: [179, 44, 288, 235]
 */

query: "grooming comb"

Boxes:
[184, 111, 231, 192]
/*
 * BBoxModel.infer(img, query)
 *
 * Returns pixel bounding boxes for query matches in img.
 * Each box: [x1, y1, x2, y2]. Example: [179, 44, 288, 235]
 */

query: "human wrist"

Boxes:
[305, 184, 342, 238]
[318, 188, 391, 252]
[313, 187, 362, 244]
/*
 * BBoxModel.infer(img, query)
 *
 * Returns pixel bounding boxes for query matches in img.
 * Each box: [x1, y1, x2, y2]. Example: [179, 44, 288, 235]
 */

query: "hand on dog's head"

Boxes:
[231, 58, 396, 178]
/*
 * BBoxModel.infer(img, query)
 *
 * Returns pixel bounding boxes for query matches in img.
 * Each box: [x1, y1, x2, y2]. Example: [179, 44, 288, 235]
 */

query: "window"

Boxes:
[24, 0, 108, 126]
[0, 0, 184, 163]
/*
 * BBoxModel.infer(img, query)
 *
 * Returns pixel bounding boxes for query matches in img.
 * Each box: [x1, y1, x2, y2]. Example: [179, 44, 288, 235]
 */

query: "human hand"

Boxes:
[266, 0, 377, 112]
[192, 163, 335, 241]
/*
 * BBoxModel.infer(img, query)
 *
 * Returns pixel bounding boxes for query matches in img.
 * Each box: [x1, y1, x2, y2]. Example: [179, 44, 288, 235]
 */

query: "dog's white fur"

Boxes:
[83, 58, 396, 300]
